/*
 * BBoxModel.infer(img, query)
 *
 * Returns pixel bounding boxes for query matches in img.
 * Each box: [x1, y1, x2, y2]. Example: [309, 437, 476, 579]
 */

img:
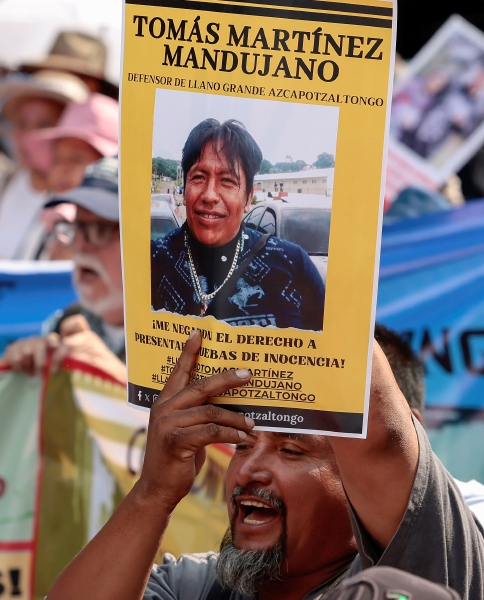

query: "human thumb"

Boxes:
[59, 314, 91, 338]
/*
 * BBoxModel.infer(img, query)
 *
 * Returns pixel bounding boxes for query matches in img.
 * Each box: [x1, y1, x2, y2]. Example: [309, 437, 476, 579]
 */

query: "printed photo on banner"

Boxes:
[390, 15, 484, 183]
[150, 89, 337, 332]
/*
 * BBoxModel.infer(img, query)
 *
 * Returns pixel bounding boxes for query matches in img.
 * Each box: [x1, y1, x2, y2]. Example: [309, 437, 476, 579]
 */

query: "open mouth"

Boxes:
[238, 499, 280, 526]
[77, 266, 100, 282]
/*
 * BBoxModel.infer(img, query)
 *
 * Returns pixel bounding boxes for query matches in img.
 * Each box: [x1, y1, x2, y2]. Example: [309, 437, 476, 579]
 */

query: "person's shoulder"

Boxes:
[242, 227, 262, 244]
[152, 227, 184, 255]
[243, 229, 314, 276]
[243, 228, 298, 254]
[146, 552, 218, 600]
[161, 550, 218, 563]
[351, 417, 484, 594]
[264, 234, 313, 265]
[165, 226, 184, 244]
[154, 551, 218, 572]
[406, 419, 482, 541]
[243, 229, 319, 281]
[454, 478, 484, 528]
[454, 479, 484, 501]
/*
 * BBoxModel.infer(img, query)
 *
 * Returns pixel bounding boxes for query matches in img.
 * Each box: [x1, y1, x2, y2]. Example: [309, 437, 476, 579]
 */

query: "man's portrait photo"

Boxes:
[150, 91, 338, 332]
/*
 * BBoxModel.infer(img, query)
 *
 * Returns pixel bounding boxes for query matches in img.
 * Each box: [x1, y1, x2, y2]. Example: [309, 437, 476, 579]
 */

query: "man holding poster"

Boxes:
[151, 118, 325, 331]
[47, 333, 484, 600]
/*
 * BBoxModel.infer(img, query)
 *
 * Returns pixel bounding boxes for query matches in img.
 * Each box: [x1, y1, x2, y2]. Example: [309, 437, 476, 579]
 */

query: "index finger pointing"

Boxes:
[158, 330, 202, 400]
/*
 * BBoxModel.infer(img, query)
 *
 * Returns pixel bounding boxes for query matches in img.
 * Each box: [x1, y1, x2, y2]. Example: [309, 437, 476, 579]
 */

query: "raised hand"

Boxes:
[138, 329, 254, 510]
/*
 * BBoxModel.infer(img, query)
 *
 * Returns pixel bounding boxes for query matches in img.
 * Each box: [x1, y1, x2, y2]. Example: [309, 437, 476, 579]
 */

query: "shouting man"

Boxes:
[47, 331, 484, 600]
[151, 118, 325, 331]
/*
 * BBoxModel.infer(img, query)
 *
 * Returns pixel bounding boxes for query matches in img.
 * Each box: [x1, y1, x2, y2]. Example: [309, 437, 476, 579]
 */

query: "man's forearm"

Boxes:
[48, 480, 173, 600]
[47, 334, 254, 600]
[328, 342, 419, 549]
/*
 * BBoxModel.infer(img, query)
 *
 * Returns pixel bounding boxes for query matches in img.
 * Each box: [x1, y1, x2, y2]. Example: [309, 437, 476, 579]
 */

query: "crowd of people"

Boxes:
[0, 29, 125, 381]
[0, 30, 118, 260]
[1, 20, 484, 600]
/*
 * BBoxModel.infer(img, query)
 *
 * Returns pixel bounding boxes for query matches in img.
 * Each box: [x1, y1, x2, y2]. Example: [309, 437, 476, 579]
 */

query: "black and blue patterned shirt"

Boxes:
[151, 225, 325, 331]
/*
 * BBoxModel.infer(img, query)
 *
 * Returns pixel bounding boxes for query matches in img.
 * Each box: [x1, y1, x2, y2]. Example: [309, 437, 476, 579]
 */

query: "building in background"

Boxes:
[255, 168, 334, 197]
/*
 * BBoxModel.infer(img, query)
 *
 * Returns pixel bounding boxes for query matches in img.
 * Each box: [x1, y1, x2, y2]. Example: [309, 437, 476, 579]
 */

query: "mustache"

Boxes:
[73, 253, 110, 282]
[231, 486, 286, 515]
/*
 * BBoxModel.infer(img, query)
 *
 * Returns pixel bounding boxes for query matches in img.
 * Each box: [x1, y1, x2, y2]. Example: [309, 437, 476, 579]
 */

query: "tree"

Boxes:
[152, 157, 179, 179]
[273, 160, 307, 173]
[259, 159, 273, 174]
[257, 158, 311, 175]
[312, 153, 335, 168]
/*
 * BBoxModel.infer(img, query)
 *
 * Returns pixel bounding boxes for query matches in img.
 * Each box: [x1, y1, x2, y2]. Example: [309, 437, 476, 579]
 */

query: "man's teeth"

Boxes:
[240, 500, 275, 524]
[241, 500, 267, 508]
[199, 213, 221, 219]
[244, 517, 267, 525]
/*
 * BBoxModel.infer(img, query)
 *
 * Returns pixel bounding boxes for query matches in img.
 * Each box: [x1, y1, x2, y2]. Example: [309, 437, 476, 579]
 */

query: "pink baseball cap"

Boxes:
[27, 92, 118, 172]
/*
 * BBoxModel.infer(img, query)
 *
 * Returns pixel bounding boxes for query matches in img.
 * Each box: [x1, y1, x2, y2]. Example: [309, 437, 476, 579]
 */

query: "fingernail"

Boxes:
[245, 416, 255, 428]
[189, 329, 198, 340]
[238, 430, 247, 439]
[235, 369, 250, 379]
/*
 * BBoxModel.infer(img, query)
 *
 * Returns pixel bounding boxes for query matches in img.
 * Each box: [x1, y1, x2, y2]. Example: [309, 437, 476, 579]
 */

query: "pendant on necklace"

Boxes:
[199, 300, 208, 317]
[221, 255, 227, 262]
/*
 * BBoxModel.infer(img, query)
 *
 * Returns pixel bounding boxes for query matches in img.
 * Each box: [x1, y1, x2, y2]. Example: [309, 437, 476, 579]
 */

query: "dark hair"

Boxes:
[374, 323, 425, 413]
[181, 119, 263, 201]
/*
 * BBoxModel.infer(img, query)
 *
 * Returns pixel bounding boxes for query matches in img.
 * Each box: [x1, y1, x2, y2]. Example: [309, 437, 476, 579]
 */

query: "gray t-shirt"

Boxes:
[145, 420, 484, 600]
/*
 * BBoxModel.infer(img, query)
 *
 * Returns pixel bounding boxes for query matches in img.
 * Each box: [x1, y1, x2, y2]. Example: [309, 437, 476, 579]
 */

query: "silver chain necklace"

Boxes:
[320, 566, 351, 597]
[185, 231, 242, 317]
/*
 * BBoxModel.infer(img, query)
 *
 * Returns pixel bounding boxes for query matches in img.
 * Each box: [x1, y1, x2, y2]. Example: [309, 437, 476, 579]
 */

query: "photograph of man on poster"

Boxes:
[150, 117, 326, 331]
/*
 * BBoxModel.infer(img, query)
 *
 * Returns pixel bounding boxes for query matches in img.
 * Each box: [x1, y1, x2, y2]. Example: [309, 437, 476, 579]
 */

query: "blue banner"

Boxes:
[0, 261, 76, 355]
[377, 199, 484, 481]
[2, 208, 484, 481]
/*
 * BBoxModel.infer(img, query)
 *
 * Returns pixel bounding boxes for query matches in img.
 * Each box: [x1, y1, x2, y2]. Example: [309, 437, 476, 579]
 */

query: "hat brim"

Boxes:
[46, 187, 119, 222]
[28, 127, 118, 173]
[0, 84, 68, 121]
[20, 58, 119, 100]
[0, 73, 89, 121]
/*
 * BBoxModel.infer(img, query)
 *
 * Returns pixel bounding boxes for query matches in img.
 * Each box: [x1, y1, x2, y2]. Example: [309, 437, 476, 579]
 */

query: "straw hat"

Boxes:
[0, 70, 90, 121]
[19, 31, 118, 99]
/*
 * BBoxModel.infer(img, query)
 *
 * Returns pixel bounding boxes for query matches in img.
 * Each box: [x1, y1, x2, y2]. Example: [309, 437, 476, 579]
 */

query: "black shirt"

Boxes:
[151, 225, 325, 331]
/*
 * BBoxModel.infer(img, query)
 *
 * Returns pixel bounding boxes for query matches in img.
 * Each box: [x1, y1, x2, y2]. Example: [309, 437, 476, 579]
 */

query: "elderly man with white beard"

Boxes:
[3, 157, 126, 384]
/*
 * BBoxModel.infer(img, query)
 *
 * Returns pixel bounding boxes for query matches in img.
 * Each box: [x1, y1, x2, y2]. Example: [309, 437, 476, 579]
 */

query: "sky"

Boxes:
[152, 89, 339, 166]
[0, 0, 122, 82]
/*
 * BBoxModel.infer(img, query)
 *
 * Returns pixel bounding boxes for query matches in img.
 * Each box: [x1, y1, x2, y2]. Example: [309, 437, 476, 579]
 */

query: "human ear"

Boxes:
[244, 187, 254, 213]
[411, 408, 425, 426]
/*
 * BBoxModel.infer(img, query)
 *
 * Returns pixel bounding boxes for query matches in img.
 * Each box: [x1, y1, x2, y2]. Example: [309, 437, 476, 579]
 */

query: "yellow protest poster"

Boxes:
[120, 0, 396, 436]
